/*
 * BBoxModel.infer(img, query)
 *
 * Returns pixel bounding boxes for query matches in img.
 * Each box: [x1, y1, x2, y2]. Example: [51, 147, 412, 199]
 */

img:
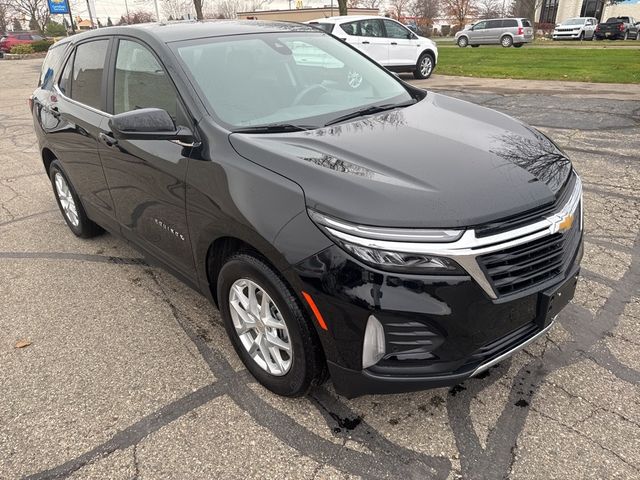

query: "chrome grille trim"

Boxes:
[326, 174, 582, 299]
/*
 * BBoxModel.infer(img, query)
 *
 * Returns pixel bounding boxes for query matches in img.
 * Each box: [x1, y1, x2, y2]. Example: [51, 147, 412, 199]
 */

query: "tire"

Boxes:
[513, 43, 524, 48]
[471, 44, 480, 48]
[500, 35, 513, 47]
[579, 32, 584, 41]
[413, 52, 434, 79]
[49, 160, 103, 238]
[457, 36, 468, 47]
[217, 253, 327, 397]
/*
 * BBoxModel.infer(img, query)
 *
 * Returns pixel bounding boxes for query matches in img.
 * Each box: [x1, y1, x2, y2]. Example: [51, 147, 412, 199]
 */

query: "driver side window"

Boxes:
[383, 20, 411, 39]
[474, 21, 487, 30]
[114, 39, 179, 120]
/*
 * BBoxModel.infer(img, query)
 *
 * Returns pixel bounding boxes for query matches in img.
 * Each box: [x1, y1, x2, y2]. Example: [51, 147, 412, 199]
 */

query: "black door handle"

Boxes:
[362, 41, 370, 44]
[391, 42, 398, 45]
[99, 132, 118, 147]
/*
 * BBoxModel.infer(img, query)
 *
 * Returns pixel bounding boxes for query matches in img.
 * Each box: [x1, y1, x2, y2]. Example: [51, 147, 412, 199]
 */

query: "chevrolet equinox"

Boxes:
[31, 21, 583, 398]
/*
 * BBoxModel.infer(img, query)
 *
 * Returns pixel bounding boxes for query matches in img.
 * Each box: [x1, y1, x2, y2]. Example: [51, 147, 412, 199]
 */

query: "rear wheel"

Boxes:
[49, 160, 103, 238]
[501, 35, 513, 47]
[513, 43, 524, 48]
[457, 36, 468, 47]
[217, 253, 327, 397]
[413, 52, 434, 79]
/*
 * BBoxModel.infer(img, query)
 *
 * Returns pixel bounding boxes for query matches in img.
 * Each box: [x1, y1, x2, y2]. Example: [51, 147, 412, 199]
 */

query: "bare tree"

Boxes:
[4, 0, 49, 32]
[161, 0, 193, 20]
[0, 3, 9, 33]
[193, 0, 204, 19]
[411, 0, 440, 22]
[476, 0, 500, 18]
[389, 0, 411, 18]
[441, 0, 476, 27]
[359, 0, 382, 8]
[348, 0, 361, 8]
[217, 0, 242, 18]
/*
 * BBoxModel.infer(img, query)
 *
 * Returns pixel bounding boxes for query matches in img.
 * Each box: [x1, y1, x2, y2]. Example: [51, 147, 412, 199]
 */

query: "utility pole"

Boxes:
[85, 0, 94, 28]
[124, 0, 130, 23]
[67, 0, 76, 33]
[153, 0, 160, 21]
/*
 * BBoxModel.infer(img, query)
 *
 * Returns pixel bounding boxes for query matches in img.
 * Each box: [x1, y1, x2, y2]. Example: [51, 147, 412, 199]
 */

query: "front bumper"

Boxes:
[553, 31, 583, 39]
[295, 241, 581, 398]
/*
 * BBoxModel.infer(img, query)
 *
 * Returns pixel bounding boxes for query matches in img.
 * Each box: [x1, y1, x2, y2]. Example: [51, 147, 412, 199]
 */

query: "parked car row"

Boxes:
[0, 32, 46, 53]
[455, 18, 534, 48]
[306, 16, 438, 79]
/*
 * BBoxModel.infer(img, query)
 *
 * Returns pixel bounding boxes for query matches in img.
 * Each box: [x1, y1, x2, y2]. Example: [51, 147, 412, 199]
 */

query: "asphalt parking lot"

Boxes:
[1, 58, 639, 480]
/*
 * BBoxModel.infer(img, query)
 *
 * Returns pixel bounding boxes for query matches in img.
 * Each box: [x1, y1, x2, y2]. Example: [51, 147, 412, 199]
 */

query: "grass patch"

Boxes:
[435, 44, 640, 83]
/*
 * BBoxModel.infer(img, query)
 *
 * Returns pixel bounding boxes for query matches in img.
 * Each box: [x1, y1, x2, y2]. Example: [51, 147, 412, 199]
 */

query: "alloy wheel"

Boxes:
[228, 278, 292, 376]
[420, 56, 433, 77]
[54, 172, 79, 227]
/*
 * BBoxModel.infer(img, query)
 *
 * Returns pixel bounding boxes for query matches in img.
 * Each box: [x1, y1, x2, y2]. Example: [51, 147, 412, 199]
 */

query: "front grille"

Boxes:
[475, 175, 575, 238]
[478, 203, 580, 297]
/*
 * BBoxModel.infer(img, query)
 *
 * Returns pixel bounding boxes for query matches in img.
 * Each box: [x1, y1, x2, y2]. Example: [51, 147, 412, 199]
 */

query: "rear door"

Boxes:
[354, 19, 388, 65]
[97, 37, 195, 277]
[520, 18, 534, 40]
[383, 19, 417, 67]
[48, 38, 119, 231]
[484, 20, 504, 43]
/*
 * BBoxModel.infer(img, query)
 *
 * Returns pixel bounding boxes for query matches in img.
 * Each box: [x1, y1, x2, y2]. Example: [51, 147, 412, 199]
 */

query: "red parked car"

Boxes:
[0, 32, 44, 53]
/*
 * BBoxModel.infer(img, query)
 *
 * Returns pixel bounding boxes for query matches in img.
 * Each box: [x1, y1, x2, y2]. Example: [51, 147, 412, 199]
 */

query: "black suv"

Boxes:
[31, 21, 583, 398]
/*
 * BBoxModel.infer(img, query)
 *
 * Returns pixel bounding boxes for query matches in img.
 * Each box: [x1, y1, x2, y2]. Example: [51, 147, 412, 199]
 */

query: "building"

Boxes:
[537, 0, 640, 24]
[237, 7, 380, 22]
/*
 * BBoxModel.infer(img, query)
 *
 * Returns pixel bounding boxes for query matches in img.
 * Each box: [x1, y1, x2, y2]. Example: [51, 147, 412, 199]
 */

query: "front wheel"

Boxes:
[501, 35, 513, 48]
[49, 160, 103, 238]
[413, 52, 434, 79]
[457, 36, 468, 47]
[217, 253, 327, 397]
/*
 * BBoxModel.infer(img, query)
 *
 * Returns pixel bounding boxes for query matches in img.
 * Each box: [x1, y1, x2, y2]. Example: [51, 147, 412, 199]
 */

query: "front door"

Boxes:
[97, 38, 195, 277]
[468, 21, 487, 44]
[383, 19, 417, 67]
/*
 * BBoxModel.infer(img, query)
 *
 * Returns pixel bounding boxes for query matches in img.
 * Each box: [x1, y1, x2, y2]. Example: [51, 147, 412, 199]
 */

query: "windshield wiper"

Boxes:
[232, 123, 314, 134]
[324, 99, 417, 127]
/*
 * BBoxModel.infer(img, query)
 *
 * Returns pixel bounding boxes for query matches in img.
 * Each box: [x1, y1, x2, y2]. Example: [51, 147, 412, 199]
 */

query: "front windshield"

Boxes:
[562, 18, 585, 25]
[173, 32, 413, 129]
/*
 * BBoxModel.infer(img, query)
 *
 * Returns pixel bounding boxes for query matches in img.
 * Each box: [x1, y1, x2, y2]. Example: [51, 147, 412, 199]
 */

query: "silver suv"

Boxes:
[456, 18, 534, 48]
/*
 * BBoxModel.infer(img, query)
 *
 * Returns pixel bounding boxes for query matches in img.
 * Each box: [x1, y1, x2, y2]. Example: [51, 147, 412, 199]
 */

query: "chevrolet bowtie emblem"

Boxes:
[557, 213, 574, 233]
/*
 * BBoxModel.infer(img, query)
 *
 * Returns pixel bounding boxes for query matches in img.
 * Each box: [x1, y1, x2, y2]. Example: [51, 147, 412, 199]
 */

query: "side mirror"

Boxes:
[109, 108, 195, 144]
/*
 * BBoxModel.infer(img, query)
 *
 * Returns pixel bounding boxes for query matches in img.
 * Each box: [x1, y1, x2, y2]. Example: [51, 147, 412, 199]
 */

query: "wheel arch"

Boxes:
[418, 48, 436, 65]
[42, 147, 57, 175]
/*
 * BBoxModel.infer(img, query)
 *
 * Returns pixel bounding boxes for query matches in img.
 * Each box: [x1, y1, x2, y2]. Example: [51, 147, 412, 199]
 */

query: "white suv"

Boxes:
[306, 16, 438, 79]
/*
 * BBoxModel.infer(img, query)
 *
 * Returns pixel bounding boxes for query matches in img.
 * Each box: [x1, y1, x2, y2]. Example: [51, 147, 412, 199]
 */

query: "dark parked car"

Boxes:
[31, 21, 583, 398]
[594, 16, 639, 40]
[0, 32, 44, 53]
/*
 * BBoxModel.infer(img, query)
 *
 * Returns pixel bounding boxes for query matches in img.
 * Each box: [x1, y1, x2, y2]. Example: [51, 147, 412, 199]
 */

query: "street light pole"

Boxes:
[153, 0, 160, 22]
[85, 0, 94, 28]
[67, 0, 76, 33]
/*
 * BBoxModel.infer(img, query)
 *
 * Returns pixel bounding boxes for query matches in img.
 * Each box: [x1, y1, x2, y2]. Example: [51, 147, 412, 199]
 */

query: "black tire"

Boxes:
[500, 35, 513, 48]
[457, 36, 468, 47]
[217, 253, 327, 397]
[471, 44, 480, 48]
[49, 160, 103, 238]
[413, 52, 434, 79]
[513, 43, 524, 48]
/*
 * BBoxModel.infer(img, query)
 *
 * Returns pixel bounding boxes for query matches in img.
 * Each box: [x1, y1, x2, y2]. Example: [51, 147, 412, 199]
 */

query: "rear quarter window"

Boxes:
[309, 23, 334, 33]
[521, 19, 532, 27]
[503, 20, 518, 28]
[39, 44, 66, 89]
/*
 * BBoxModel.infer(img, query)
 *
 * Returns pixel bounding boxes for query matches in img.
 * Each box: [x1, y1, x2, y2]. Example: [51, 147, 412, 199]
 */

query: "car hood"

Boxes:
[229, 92, 572, 228]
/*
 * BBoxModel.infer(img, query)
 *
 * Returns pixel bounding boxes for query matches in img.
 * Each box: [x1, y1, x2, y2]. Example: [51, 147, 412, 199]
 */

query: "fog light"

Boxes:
[362, 315, 386, 369]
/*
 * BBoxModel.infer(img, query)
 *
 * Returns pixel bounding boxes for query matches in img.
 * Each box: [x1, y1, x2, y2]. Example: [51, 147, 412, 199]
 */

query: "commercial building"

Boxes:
[537, 0, 640, 24]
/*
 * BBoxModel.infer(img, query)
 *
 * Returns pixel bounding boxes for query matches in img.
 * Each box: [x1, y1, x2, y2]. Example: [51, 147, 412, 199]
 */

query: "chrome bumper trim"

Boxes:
[470, 318, 556, 377]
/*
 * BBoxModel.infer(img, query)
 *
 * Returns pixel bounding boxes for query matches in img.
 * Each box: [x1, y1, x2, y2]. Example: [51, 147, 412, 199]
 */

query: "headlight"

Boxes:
[308, 209, 465, 275]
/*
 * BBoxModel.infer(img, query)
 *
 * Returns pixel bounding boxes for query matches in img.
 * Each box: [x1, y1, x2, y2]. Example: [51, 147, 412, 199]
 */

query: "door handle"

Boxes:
[362, 41, 370, 44]
[99, 132, 118, 147]
[390, 42, 398, 45]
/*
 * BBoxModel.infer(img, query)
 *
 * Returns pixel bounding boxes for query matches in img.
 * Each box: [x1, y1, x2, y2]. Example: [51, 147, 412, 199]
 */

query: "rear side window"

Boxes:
[70, 40, 109, 110]
[340, 21, 358, 36]
[486, 20, 503, 28]
[58, 52, 73, 95]
[114, 39, 179, 119]
[503, 19, 518, 28]
[358, 19, 384, 37]
[521, 19, 532, 27]
[39, 44, 65, 89]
